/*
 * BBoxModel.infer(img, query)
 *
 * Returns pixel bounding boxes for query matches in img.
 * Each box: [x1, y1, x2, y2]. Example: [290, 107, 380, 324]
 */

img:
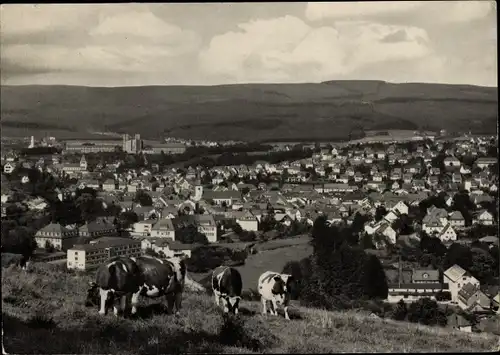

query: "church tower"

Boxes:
[80, 155, 88, 171]
[193, 178, 203, 202]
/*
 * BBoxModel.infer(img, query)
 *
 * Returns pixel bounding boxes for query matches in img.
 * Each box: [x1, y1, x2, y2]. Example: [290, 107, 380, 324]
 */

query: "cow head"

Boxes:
[221, 295, 241, 314]
[85, 281, 99, 307]
[271, 276, 287, 304]
[85, 281, 115, 309]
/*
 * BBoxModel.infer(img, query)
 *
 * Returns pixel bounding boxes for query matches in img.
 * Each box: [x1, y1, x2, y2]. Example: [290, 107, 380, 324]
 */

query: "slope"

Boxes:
[2, 263, 499, 354]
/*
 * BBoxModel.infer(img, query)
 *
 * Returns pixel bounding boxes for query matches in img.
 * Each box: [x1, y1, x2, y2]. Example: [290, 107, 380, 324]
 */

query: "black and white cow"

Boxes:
[211, 266, 243, 314]
[86, 256, 142, 316]
[129, 255, 187, 316]
[257, 271, 294, 320]
[86, 255, 186, 316]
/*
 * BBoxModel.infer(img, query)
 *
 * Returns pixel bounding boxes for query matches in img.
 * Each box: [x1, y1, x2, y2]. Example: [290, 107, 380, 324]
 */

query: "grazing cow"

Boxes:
[128, 255, 187, 316]
[86, 255, 187, 316]
[211, 266, 243, 314]
[258, 271, 294, 320]
[86, 256, 143, 316]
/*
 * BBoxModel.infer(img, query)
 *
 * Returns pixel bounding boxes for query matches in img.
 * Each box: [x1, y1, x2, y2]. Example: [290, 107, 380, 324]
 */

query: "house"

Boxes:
[444, 156, 461, 167]
[235, 210, 259, 232]
[67, 237, 141, 271]
[447, 313, 473, 333]
[457, 283, 490, 311]
[102, 179, 116, 192]
[35, 223, 80, 251]
[386, 267, 448, 303]
[203, 190, 240, 207]
[78, 220, 117, 239]
[132, 219, 156, 237]
[475, 157, 497, 169]
[150, 218, 176, 240]
[145, 239, 196, 259]
[3, 162, 17, 174]
[443, 264, 480, 304]
[392, 201, 409, 215]
[195, 214, 218, 243]
[473, 210, 494, 225]
[437, 223, 457, 243]
[448, 211, 465, 228]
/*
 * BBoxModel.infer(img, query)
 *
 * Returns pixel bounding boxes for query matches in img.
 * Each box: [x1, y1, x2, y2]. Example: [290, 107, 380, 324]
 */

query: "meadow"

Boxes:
[2, 263, 499, 354]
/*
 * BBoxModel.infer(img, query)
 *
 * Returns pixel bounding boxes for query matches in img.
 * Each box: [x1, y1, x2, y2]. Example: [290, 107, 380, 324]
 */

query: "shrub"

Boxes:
[407, 298, 447, 326]
[392, 300, 408, 321]
[185, 245, 248, 273]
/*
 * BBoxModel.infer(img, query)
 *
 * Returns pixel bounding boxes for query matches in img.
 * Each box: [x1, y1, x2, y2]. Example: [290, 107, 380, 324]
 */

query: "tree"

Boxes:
[134, 190, 153, 207]
[374, 206, 387, 222]
[1, 226, 37, 257]
[443, 243, 473, 271]
[118, 211, 139, 230]
[469, 248, 496, 284]
[392, 299, 408, 321]
[407, 298, 447, 326]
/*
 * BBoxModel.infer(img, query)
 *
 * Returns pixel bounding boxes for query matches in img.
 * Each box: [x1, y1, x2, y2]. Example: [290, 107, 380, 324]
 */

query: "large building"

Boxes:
[123, 134, 142, 154]
[35, 223, 80, 251]
[142, 143, 186, 155]
[65, 140, 122, 153]
[66, 237, 141, 271]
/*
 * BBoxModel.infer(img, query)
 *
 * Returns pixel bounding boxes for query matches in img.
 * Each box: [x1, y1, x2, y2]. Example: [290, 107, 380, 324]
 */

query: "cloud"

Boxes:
[305, 1, 422, 21]
[305, 1, 494, 24]
[199, 16, 430, 83]
[1, 6, 202, 84]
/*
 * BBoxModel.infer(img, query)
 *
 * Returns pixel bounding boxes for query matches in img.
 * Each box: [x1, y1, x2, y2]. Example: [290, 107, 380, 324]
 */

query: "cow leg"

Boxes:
[261, 298, 267, 315]
[165, 293, 175, 314]
[271, 299, 279, 316]
[98, 289, 109, 315]
[131, 289, 141, 315]
[214, 291, 220, 307]
[283, 306, 290, 320]
[119, 295, 128, 317]
[174, 292, 183, 315]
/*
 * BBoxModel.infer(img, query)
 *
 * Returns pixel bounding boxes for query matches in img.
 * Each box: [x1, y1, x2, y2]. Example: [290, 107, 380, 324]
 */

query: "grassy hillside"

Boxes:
[1, 81, 497, 141]
[2, 263, 498, 354]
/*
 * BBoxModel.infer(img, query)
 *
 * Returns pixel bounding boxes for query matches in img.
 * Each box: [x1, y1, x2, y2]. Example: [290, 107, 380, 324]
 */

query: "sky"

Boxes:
[0, 2, 497, 87]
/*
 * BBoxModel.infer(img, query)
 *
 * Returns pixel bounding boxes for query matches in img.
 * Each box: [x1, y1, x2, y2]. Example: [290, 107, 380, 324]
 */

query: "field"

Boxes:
[2, 263, 499, 354]
[190, 235, 313, 290]
[1, 81, 497, 141]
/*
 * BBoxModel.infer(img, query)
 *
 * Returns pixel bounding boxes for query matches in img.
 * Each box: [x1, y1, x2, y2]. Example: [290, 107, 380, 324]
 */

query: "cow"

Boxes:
[86, 255, 187, 316]
[128, 255, 187, 316]
[86, 256, 142, 316]
[258, 271, 294, 320]
[211, 266, 243, 314]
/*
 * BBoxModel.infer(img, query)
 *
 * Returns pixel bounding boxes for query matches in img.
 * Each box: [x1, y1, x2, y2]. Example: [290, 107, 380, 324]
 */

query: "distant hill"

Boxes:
[1, 81, 497, 141]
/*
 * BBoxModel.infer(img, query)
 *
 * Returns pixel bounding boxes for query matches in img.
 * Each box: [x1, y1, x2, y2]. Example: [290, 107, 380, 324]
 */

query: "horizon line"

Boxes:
[1, 80, 497, 89]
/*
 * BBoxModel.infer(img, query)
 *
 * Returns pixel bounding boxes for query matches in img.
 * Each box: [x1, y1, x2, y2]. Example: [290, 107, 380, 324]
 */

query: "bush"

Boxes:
[435, 291, 452, 302]
[185, 246, 248, 273]
[407, 298, 447, 326]
[392, 300, 408, 321]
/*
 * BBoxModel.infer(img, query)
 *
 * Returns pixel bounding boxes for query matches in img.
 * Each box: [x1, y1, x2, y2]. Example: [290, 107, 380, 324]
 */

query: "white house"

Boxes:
[236, 211, 259, 232]
[150, 218, 175, 240]
[437, 223, 457, 243]
[392, 201, 409, 215]
[132, 219, 156, 237]
[443, 264, 480, 304]
[473, 210, 494, 225]
[3, 162, 16, 174]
